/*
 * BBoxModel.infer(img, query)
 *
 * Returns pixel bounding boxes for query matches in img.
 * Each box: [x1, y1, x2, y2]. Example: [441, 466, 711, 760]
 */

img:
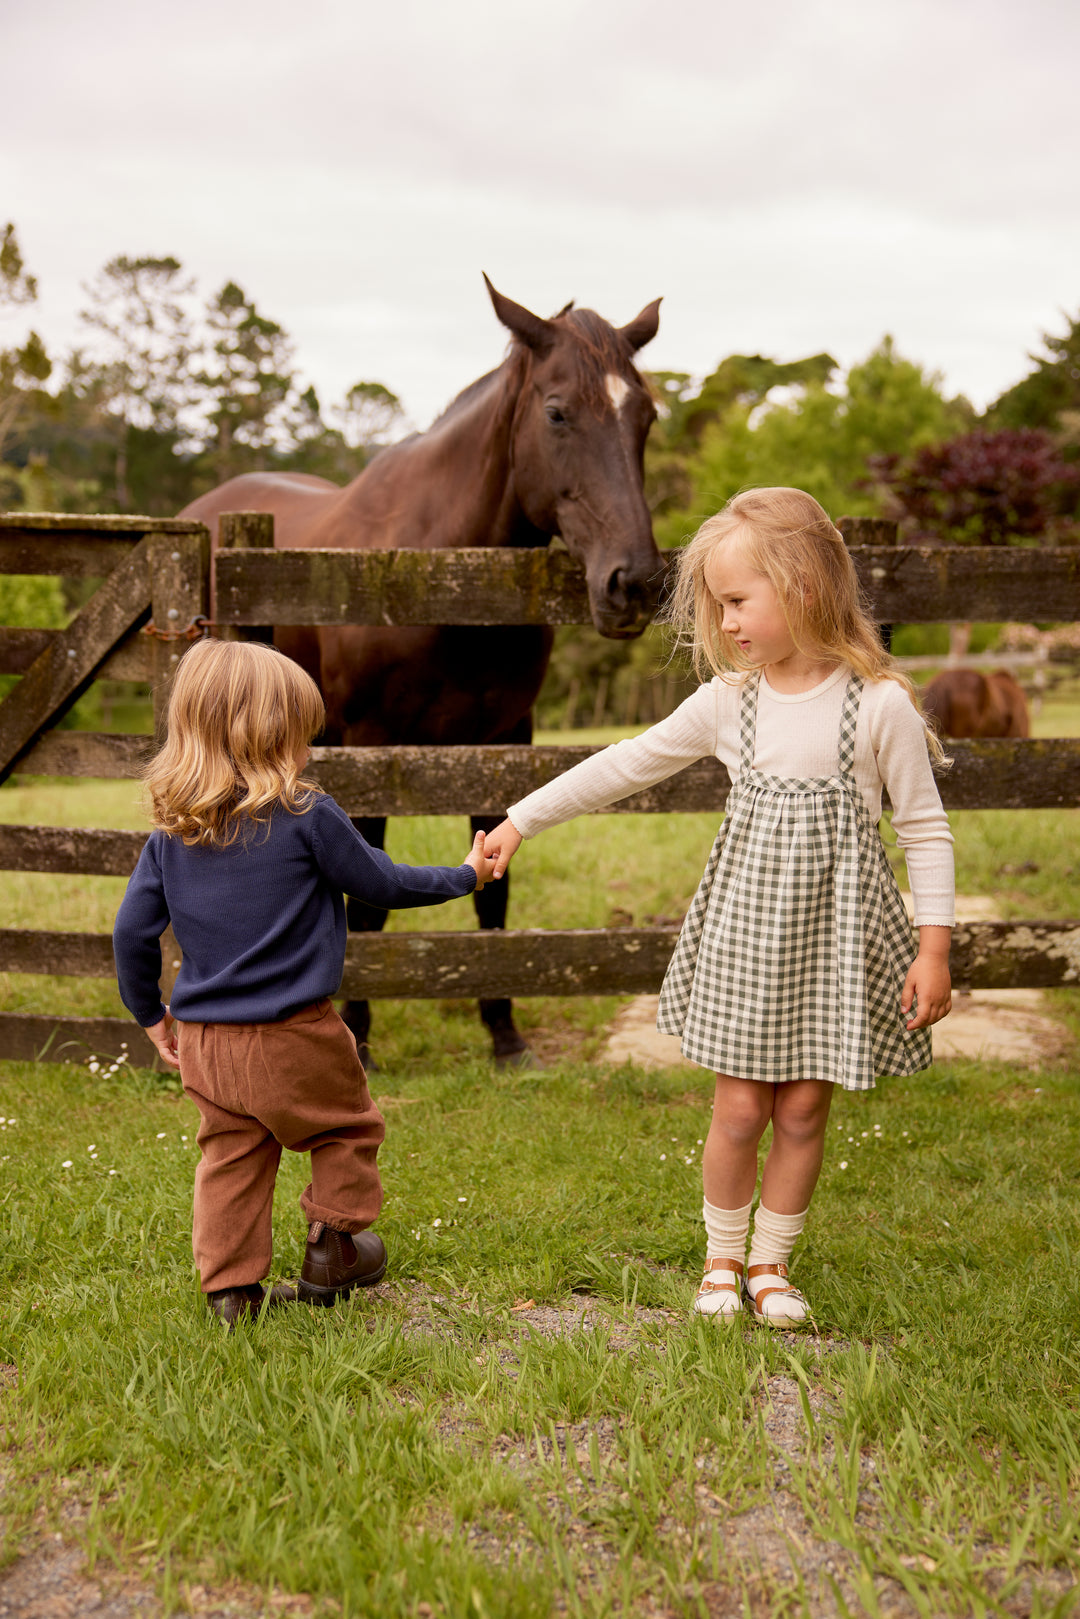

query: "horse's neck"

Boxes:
[346, 363, 538, 550]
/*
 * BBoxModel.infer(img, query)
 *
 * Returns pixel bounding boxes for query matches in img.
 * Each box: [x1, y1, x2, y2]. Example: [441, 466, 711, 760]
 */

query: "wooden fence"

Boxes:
[1, 510, 1079, 1069]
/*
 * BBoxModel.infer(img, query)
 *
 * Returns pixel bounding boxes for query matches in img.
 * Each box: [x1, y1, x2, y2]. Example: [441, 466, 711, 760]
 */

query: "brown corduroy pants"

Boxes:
[177, 999, 385, 1292]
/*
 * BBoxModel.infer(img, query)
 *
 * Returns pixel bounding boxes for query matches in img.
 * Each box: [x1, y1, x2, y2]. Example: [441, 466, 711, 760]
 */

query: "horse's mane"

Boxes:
[428, 306, 641, 427]
[429, 367, 506, 427]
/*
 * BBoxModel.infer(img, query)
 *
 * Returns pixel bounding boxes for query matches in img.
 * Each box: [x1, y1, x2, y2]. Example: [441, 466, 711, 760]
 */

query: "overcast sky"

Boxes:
[3, 0, 1079, 430]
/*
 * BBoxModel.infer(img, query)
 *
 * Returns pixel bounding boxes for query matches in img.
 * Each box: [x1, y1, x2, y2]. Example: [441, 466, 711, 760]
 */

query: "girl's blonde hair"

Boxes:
[664, 487, 947, 762]
[144, 639, 325, 846]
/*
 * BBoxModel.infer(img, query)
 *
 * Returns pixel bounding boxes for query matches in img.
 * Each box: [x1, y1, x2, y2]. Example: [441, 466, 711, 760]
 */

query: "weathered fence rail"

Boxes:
[3, 735, 1080, 820]
[0, 510, 1078, 1067]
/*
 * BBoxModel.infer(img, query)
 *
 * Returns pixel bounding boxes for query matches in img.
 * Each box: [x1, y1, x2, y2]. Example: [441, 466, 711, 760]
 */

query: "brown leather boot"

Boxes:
[298, 1223, 387, 1305]
[206, 1281, 297, 1328]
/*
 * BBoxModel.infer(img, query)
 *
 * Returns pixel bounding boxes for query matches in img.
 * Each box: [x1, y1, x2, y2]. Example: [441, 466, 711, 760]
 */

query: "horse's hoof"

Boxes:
[356, 1045, 379, 1074]
[493, 1045, 540, 1072]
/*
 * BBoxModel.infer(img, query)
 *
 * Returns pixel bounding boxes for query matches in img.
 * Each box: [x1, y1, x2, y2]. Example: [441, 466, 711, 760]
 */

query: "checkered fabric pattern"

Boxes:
[656, 673, 932, 1090]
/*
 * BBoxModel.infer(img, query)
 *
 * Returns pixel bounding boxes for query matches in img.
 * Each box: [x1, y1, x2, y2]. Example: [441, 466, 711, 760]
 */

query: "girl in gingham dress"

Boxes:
[486, 489, 954, 1326]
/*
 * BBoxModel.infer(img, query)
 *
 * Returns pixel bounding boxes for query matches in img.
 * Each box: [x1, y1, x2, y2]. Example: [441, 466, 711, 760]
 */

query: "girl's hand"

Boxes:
[484, 818, 523, 879]
[146, 1009, 181, 1070]
[901, 928, 952, 1030]
[464, 830, 497, 891]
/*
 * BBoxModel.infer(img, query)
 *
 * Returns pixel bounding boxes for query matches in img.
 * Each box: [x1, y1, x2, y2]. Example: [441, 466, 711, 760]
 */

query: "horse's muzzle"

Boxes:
[589, 565, 662, 639]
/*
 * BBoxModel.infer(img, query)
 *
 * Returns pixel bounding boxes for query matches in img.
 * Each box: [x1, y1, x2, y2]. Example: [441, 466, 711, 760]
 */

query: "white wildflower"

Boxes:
[156, 1132, 166, 1139]
[839, 1161, 848, 1169]
[61, 1160, 73, 1168]
[432, 1218, 442, 1228]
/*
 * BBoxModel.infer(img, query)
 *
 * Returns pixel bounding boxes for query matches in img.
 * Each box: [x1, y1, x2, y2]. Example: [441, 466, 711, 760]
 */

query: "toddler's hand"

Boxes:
[484, 817, 523, 879]
[147, 1008, 181, 1070]
[464, 829, 497, 891]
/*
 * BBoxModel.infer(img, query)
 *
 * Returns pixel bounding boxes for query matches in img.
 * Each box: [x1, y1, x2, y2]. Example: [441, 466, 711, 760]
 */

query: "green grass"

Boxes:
[0, 1052, 1078, 1616]
[0, 710, 1078, 1614]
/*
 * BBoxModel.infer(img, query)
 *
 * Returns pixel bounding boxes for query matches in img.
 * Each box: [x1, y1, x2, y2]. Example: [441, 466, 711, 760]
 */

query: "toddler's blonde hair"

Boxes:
[144, 639, 325, 846]
[664, 487, 946, 761]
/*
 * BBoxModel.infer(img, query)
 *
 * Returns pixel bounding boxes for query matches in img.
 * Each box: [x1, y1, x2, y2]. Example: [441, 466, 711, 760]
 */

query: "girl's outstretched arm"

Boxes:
[485, 818, 523, 879]
[901, 925, 952, 1030]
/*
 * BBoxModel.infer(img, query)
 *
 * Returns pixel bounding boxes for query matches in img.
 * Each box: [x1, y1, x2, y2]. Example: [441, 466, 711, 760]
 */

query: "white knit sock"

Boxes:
[748, 1203, 807, 1268]
[694, 1197, 753, 1319]
[703, 1197, 753, 1265]
[747, 1204, 810, 1323]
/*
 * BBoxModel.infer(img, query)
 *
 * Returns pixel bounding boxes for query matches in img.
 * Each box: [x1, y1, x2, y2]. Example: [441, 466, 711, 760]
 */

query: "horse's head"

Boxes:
[485, 276, 663, 639]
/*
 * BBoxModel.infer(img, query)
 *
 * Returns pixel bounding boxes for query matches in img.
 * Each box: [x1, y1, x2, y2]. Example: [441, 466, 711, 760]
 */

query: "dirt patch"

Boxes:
[0, 1526, 321, 1619]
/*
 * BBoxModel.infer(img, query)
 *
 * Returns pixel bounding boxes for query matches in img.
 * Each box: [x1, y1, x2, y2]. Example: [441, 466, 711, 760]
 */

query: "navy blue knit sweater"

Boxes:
[113, 794, 477, 1027]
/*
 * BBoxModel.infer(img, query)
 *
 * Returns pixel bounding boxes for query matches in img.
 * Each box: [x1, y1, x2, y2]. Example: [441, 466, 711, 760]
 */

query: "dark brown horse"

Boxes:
[180, 276, 664, 1065]
[922, 668, 1031, 738]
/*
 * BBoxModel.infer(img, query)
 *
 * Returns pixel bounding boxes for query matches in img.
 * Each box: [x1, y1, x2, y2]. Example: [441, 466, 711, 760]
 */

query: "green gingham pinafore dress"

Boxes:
[656, 672, 932, 1090]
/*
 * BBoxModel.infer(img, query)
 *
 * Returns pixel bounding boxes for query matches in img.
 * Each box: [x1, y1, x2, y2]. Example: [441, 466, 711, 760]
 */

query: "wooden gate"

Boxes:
[1, 511, 1079, 1068]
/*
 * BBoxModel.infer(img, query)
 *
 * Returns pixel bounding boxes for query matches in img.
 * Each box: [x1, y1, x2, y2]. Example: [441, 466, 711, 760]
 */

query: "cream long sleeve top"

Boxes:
[508, 666, 955, 928]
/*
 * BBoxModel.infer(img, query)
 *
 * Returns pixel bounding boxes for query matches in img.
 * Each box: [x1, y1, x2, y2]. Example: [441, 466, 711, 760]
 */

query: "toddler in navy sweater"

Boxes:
[114, 638, 493, 1326]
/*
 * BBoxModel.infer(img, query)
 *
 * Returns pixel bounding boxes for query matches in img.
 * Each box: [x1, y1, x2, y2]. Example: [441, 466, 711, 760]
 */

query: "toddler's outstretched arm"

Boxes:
[485, 818, 523, 879]
[901, 926, 952, 1030]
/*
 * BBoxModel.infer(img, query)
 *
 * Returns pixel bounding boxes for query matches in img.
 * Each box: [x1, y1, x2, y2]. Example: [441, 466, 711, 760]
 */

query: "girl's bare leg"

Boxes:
[701, 1073, 775, 1208]
[758, 1079, 835, 1215]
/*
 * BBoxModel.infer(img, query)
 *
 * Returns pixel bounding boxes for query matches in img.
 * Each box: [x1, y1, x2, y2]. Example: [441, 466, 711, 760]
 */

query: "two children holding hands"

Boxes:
[115, 487, 952, 1327]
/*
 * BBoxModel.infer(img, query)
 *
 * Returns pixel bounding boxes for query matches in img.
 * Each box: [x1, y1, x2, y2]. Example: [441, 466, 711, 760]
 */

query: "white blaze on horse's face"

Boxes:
[605, 373, 631, 414]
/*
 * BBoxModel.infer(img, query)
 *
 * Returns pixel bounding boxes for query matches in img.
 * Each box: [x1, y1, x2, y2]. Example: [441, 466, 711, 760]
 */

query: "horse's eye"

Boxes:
[545, 404, 566, 425]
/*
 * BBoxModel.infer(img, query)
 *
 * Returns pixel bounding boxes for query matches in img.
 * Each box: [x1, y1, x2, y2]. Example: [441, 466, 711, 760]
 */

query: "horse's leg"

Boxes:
[471, 712, 536, 1069]
[470, 811, 536, 1069]
[342, 817, 388, 1069]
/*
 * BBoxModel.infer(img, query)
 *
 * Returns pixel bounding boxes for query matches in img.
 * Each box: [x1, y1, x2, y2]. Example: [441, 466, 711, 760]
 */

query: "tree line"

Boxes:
[4, 221, 1080, 543]
[0, 225, 404, 518]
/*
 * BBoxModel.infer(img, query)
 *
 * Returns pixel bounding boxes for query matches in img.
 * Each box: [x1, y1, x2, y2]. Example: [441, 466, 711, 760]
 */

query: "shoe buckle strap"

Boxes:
[751, 1283, 806, 1308]
[699, 1257, 744, 1296]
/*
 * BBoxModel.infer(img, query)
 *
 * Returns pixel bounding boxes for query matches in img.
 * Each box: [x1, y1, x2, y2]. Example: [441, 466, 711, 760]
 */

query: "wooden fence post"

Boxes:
[839, 516, 898, 651]
[217, 512, 275, 643]
[148, 531, 210, 745]
[147, 530, 208, 1003]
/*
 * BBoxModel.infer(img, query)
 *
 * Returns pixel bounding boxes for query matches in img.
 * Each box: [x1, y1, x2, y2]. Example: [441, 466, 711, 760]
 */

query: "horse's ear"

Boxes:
[619, 298, 662, 352]
[483, 273, 555, 355]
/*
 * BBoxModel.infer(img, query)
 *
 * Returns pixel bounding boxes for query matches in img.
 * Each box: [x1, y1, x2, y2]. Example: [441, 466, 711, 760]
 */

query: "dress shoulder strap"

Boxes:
[838, 676, 864, 778]
[738, 673, 760, 772]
